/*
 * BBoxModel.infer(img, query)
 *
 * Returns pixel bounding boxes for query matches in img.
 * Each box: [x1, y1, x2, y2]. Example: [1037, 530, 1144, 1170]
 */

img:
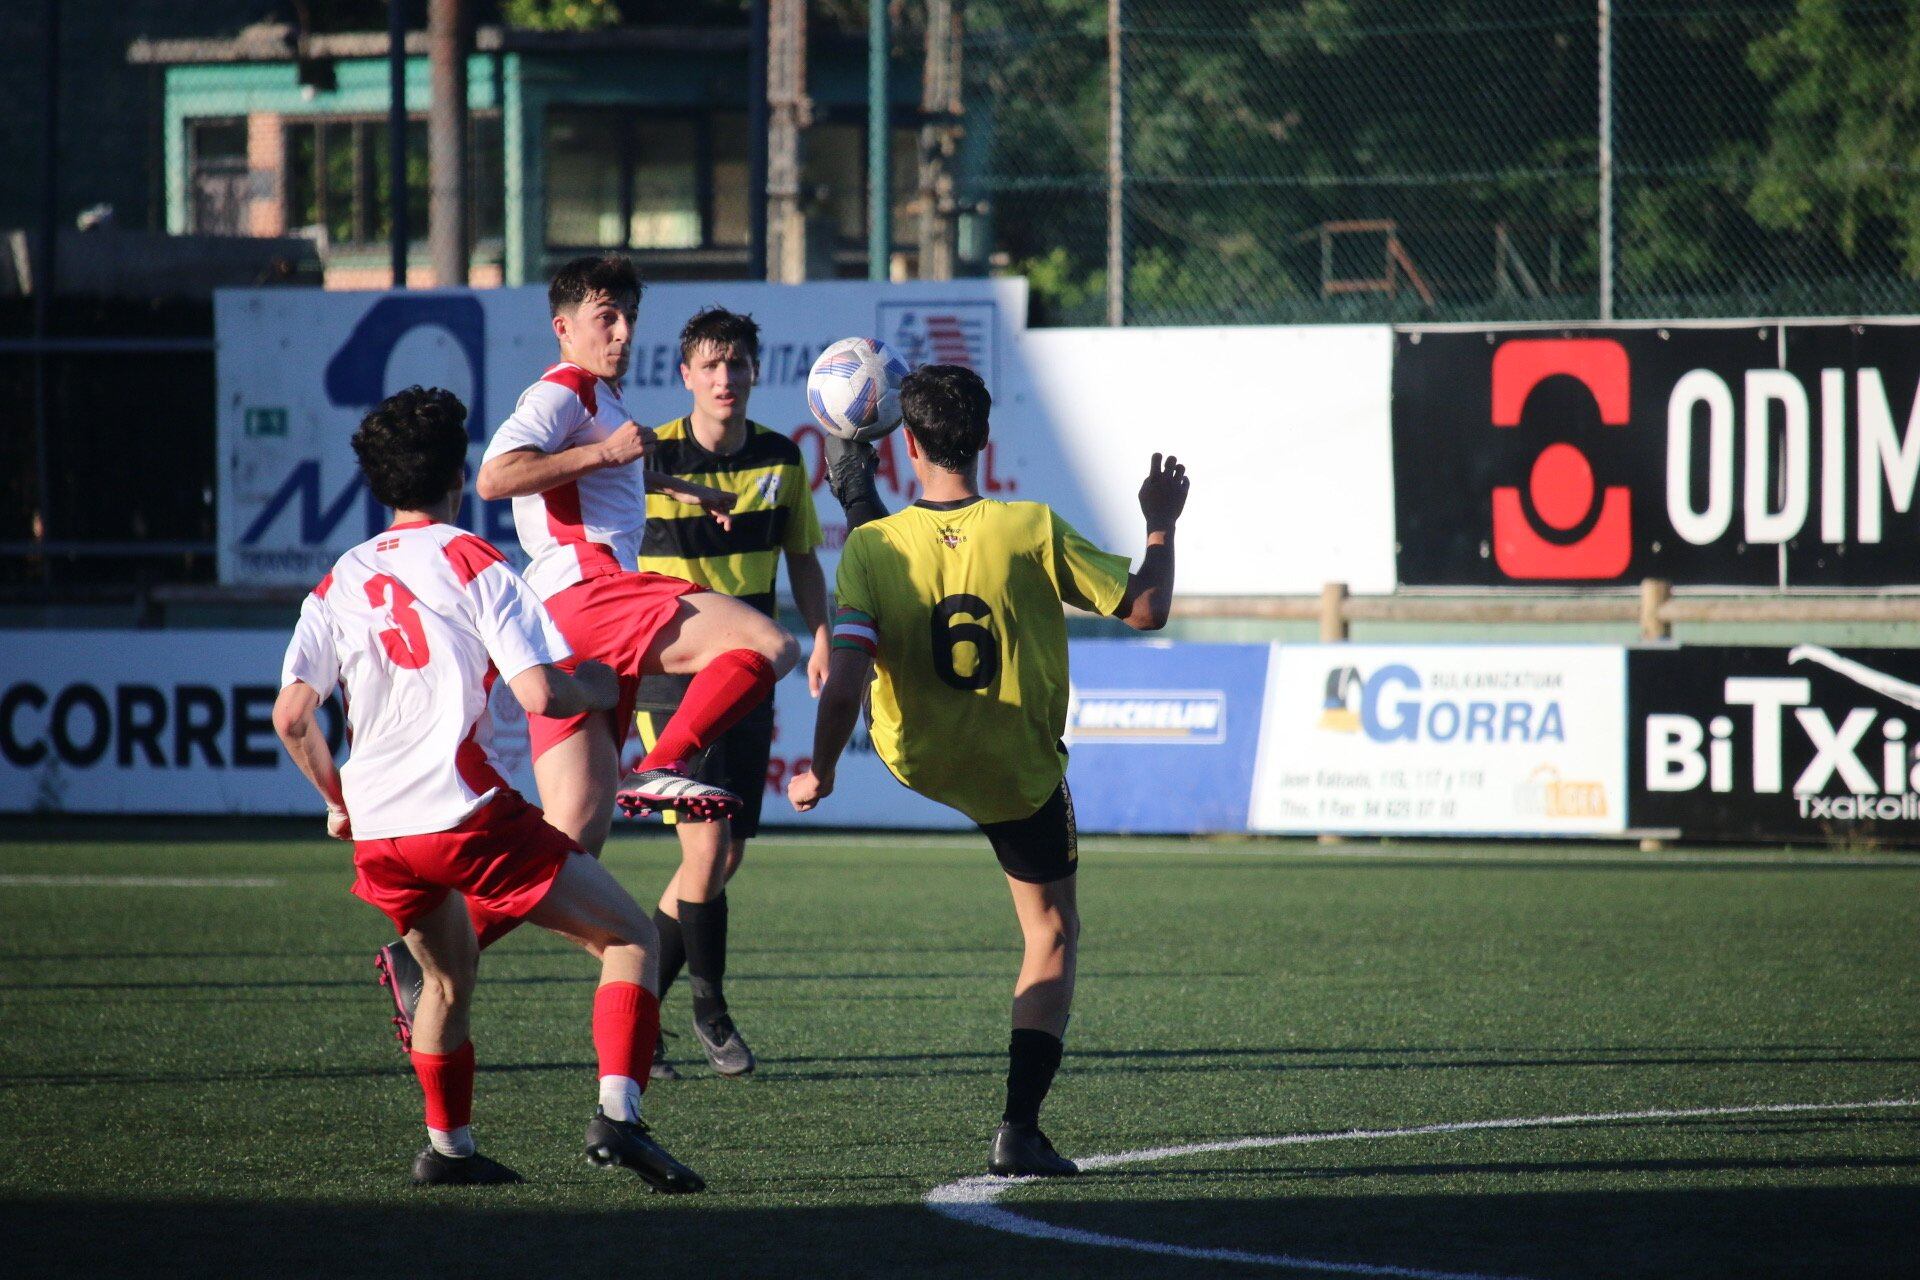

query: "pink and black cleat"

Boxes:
[615, 768, 743, 822]
[374, 940, 423, 1051]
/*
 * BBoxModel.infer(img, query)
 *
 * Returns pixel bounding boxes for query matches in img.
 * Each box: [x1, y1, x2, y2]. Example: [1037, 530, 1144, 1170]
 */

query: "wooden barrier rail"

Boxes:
[1170, 579, 1920, 641]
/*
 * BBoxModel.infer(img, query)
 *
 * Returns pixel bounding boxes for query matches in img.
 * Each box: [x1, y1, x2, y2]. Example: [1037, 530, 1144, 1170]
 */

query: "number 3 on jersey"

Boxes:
[931, 593, 999, 691]
[366, 574, 431, 669]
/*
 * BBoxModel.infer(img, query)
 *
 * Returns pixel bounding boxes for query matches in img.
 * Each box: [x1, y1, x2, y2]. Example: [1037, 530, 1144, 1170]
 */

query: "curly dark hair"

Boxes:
[900, 364, 991, 472]
[679, 306, 761, 365]
[351, 386, 469, 512]
[549, 253, 643, 317]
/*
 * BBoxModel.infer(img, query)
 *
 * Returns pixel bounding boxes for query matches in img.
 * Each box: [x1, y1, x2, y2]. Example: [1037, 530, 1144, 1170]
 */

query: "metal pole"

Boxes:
[868, 0, 890, 281]
[1106, 0, 1124, 326]
[33, 0, 59, 556]
[388, 0, 408, 288]
[749, 0, 770, 281]
[429, 0, 469, 286]
[1597, 0, 1613, 321]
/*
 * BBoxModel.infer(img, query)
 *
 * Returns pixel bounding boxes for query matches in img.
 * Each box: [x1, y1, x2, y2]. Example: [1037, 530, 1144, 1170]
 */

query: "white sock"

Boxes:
[428, 1125, 475, 1158]
[599, 1074, 641, 1123]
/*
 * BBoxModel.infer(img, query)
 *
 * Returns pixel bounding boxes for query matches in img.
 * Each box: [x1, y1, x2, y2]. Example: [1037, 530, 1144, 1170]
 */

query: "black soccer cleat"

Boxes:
[824, 435, 883, 514]
[410, 1147, 523, 1187]
[988, 1122, 1080, 1177]
[375, 941, 424, 1051]
[615, 768, 742, 822]
[691, 1009, 756, 1078]
[649, 1035, 681, 1082]
[584, 1109, 706, 1193]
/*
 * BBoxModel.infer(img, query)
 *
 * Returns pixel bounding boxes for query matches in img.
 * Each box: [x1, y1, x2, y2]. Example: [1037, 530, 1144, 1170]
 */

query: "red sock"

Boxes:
[410, 1040, 475, 1131]
[593, 981, 660, 1092]
[638, 649, 777, 771]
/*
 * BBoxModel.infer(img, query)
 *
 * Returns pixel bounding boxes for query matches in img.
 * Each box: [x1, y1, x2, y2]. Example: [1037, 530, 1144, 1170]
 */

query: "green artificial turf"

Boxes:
[0, 826, 1915, 1278]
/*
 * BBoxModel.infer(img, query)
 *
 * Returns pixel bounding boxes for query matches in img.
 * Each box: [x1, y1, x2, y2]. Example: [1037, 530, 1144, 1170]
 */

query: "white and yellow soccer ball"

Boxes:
[806, 336, 911, 442]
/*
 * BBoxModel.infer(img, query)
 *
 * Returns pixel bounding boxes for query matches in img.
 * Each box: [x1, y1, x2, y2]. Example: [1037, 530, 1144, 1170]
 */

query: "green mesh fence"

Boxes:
[958, 0, 1920, 325]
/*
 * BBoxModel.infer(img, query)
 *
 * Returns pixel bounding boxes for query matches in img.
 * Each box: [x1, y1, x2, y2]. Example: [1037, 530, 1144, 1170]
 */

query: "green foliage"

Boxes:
[501, 0, 623, 31]
[1747, 0, 1920, 276]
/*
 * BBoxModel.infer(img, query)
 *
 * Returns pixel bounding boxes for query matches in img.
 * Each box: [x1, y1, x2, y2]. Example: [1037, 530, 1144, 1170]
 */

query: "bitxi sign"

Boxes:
[1393, 322, 1920, 587]
[1630, 646, 1920, 843]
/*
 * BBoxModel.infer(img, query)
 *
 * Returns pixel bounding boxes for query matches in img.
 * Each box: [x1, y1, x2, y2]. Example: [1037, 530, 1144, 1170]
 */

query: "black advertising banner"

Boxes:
[1394, 322, 1920, 587]
[1629, 646, 1920, 843]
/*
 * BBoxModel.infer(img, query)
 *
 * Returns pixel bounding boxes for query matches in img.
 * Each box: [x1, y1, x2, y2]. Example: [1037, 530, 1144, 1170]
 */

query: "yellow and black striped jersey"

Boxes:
[832, 497, 1131, 824]
[639, 418, 823, 614]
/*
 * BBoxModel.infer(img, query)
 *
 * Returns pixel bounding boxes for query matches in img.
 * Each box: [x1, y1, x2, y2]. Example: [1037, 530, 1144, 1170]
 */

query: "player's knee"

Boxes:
[421, 967, 472, 1009]
[762, 626, 800, 677]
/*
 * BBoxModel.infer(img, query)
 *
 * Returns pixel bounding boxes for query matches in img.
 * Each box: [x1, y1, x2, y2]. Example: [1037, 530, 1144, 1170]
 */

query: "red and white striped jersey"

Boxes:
[482, 362, 646, 600]
[280, 520, 571, 840]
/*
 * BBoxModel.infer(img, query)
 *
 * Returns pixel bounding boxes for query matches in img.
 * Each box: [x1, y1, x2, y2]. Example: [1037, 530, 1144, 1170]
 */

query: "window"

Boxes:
[543, 109, 750, 251]
[188, 119, 250, 235]
[802, 120, 920, 251]
[283, 115, 502, 250]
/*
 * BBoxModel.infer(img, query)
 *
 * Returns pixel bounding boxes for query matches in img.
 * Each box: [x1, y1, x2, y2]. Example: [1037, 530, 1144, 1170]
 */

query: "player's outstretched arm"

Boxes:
[273, 680, 350, 839]
[509, 658, 619, 719]
[474, 422, 655, 500]
[788, 648, 873, 811]
[1113, 452, 1188, 631]
[647, 472, 738, 530]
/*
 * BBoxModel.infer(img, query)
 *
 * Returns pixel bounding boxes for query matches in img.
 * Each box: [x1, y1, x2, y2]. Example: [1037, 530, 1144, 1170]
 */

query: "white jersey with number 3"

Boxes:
[280, 520, 571, 840]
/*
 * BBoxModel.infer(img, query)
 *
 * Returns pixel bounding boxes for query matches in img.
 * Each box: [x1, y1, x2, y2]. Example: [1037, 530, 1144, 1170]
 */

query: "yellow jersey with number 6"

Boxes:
[832, 497, 1130, 824]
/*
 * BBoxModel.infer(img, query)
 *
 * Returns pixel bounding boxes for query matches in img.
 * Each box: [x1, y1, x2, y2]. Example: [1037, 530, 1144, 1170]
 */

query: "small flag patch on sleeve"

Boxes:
[832, 607, 878, 655]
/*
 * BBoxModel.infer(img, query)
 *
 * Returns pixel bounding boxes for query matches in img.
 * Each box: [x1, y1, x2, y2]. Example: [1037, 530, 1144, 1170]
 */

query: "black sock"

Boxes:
[1002, 1028, 1064, 1127]
[843, 495, 890, 529]
[679, 894, 729, 1023]
[652, 908, 687, 1002]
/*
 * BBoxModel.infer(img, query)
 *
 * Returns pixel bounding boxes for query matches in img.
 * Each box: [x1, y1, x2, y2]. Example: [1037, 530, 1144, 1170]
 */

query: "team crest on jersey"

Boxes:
[937, 526, 966, 549]
[376, 537, 400, 552]
[755, 474, 782, 503]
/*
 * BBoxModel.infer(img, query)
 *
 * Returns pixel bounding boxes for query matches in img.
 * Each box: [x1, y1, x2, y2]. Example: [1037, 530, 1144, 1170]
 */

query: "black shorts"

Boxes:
[978, 779, 1078, 884]
[635, 674, 775, 840]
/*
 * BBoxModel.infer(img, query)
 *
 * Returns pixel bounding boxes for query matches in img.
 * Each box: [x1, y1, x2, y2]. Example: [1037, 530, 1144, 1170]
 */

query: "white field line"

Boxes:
[924, 1097, 1920, 1279]
[753, 834, 1920, 867]
[0, 874, 281, 888]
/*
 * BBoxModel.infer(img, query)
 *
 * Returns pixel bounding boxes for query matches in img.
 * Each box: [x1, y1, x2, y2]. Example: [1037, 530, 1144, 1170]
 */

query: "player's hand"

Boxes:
[657, 478, 738, 531]
[806, 637, 831, 696]
[1138, 452, 1189, 533]
[788, 767, 833, 812]
[598, 421, 655, 468]
[573, 659, 620, 713]
[325, 806, 352, 841]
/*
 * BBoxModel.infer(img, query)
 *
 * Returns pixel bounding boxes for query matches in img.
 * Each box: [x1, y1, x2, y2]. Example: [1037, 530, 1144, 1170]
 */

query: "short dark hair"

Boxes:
[548, 254, 642, 317]
[900, 364, 991, 471]
[352, 386, 469, 511]
[679, 306, 761, 365]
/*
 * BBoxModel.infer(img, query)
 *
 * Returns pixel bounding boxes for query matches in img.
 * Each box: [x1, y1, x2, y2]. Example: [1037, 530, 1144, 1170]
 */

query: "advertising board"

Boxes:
[1393, 321, 1920, 587]
[1250, 644, 1627, 836]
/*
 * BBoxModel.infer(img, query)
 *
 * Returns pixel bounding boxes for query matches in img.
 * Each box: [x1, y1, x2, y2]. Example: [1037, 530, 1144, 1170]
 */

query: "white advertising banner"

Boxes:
[215, 282, 1394, 596]
[0, 630, 968, 829]
[1249, 644, 1627, 835]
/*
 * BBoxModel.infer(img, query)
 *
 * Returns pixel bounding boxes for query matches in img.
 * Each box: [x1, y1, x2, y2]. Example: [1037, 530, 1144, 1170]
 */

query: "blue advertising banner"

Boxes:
[1063, 641, 1272, 834]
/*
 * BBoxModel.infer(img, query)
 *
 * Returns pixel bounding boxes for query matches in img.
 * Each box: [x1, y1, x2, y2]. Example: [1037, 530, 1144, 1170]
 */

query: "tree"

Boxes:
[1746, 0, 1920, 277]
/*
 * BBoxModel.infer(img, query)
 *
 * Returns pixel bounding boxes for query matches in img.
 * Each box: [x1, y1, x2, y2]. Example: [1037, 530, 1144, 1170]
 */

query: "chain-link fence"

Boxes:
[959, 0, 1920, 326]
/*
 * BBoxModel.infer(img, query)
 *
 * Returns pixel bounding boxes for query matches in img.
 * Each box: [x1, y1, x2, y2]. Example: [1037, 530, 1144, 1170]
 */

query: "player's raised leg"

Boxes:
[525, 851, 705, 1192]
[401, 893, 522, 1186]
[531, 713, 622, 856]
[992, 870, 1082, 1177]
[617, 590, 796, 815]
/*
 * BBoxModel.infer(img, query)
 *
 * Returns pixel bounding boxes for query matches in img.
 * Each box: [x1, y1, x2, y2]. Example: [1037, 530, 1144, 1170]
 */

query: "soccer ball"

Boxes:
[806, 337, 910, 442]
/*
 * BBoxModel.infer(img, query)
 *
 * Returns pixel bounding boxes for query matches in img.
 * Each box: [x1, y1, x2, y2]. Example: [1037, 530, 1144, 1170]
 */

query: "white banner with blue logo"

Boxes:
[1249, 645, 1627, 836]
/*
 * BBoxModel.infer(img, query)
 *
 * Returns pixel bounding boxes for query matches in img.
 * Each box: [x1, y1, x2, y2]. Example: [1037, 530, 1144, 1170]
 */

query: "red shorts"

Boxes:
[350, 791, 580, 943]
[529, 570, 706, 762]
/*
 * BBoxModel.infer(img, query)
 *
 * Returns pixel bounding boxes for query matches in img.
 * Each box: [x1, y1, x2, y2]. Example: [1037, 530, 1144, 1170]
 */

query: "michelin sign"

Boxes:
[215, 280, 1026, 588]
